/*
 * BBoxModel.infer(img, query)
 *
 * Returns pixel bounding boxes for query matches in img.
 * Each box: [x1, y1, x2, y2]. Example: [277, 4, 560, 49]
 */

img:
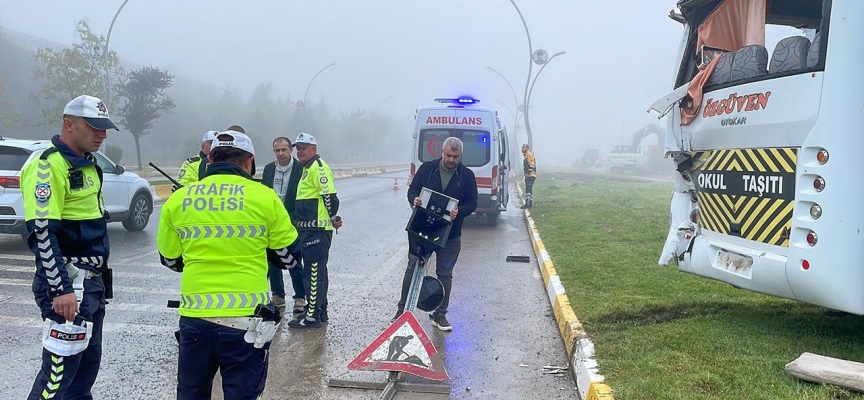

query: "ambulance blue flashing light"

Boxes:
[434, 97, 480, 105]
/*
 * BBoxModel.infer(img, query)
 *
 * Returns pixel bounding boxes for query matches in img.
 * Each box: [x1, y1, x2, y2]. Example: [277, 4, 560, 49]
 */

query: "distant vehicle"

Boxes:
[410, 97, 510, 226]
[0, 137, 154, 242]
[602, 124, 666, 174]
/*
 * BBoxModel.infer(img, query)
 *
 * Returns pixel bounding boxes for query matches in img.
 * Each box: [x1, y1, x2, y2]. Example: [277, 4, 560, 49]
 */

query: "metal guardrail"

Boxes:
[133, 162, 409, 179]
[150, 163, 410, 202]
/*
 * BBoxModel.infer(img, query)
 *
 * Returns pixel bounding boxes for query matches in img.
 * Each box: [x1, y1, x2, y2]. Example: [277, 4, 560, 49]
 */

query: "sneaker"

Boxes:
[287, 315, 322, 329]
[391, 309, 403, 323]
[431, 314, 452, 331]
[293, 298, 307, 314]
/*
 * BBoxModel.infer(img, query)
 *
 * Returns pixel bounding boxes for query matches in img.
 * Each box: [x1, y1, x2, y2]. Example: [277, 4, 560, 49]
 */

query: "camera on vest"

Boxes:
[69, 169, 84, 189]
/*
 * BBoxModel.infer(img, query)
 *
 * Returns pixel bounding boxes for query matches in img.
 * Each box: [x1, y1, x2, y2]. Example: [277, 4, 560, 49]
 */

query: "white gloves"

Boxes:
[243, 318, 278, 349]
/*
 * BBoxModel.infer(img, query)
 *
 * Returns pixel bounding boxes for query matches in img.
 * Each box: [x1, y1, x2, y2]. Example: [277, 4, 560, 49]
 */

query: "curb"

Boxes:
[150, 165, 410, 203]
[516, 183, 614, 400]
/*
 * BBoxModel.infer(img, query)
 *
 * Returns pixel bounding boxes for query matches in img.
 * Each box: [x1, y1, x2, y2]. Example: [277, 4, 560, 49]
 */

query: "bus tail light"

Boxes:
[810, 204, 822, 219]
[816, 149, 829, 164]
[806, 231, 818, 246]
[690, 210, 698, 223]
[802, 260, 810, 270]
[813, 177, 825, 192]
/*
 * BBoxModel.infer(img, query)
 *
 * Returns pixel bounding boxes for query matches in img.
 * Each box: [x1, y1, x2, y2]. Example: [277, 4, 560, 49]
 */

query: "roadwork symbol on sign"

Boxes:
[348, 310, 449, 381]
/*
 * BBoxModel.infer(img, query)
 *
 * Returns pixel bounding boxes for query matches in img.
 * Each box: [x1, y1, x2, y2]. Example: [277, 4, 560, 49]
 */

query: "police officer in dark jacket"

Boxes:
[393, 136, 478, 331]
[261, 136, 305, 315]
[22, 95, 119, 399]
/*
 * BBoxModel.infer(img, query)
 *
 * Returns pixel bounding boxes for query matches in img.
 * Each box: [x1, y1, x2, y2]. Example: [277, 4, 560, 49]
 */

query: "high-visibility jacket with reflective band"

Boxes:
[523, 150, 536, 178]
[157, 163, 298, 317]
[20, 135, 108, 298]
[295, 155, 337, 231]
[176, 151, 209, 187]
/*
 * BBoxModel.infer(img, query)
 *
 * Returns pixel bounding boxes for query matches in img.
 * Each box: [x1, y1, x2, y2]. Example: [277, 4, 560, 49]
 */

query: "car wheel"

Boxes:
[122, 192, 151, 231]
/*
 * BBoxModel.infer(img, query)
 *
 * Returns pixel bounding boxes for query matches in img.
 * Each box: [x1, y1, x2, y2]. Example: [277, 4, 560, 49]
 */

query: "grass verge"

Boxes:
[528, 173, 864, 400]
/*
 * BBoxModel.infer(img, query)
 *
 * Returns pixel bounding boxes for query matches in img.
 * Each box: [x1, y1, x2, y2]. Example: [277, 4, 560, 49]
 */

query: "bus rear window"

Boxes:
[419, 129, 490, 167]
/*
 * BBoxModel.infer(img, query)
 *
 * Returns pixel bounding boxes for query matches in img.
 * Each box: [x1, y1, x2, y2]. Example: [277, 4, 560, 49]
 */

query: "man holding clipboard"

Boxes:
[393, 137, 478, 331]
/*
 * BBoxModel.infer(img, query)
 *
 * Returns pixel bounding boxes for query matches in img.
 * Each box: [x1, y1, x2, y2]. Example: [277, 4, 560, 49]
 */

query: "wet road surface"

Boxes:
[0, 171, 578, 399]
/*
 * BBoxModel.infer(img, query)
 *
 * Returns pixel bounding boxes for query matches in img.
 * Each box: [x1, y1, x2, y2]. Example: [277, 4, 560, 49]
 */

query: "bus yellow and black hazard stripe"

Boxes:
[690, 148, 797, 247]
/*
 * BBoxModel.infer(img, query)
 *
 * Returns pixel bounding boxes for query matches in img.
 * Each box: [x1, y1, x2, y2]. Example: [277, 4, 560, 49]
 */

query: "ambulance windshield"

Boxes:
[419, 129, 490, 167]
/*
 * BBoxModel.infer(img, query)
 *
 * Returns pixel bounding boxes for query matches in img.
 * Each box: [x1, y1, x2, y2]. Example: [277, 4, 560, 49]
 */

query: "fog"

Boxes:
[0, 1, 689, 169]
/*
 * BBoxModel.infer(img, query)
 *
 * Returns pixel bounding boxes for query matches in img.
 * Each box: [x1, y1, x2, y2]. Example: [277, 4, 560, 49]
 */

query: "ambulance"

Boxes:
[410, 97, 510, 226]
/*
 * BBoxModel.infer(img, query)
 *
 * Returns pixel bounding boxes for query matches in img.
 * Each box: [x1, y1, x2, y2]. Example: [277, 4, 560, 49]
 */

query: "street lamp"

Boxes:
[524, 51, 565, 146]
[507, 0, 535, 147]
[373, 94, 394, 115]
[302, 63, 336, 126]
[103, 0, 130, 110]
[486, 66, 520, 149]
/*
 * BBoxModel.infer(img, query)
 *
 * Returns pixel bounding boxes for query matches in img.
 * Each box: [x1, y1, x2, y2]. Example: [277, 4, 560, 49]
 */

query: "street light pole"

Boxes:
[525, 51, 566, 137]
[103, 0, 130, 109]
[508, 0, 534, 148]
[373, 94, 394, 115]
[97, 0, 130, 154]
[486, 67, 520, 117]
[302, 62, 336, 130]
[486, 66, 520, 147]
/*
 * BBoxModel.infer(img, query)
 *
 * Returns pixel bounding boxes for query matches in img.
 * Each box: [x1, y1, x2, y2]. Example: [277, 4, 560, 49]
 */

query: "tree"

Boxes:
[114, 66, 176, 169]
[31, 20, 122, 126]
[0, 77, 18, 134]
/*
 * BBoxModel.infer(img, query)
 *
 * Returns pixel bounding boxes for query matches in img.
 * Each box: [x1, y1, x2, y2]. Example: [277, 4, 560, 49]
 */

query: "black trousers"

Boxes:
[29, 276, 106, 400]
[525, 176, 536, 205]
[176, 317, 270, 400]
[300, 230, 333, 320]
[398, 236, 462, 315]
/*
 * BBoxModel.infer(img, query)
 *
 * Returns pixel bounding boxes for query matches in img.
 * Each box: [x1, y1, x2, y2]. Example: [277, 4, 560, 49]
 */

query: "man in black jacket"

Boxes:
[261, 136, 305, 315]
[393, 137, 478, 331]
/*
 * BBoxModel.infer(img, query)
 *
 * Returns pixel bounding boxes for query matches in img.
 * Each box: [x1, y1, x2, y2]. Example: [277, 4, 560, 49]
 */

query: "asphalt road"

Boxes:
[0, 171, 578, 399]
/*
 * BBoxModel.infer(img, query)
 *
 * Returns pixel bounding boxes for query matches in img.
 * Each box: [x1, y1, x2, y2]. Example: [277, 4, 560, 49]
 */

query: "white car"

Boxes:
[0, 138, 154, 241]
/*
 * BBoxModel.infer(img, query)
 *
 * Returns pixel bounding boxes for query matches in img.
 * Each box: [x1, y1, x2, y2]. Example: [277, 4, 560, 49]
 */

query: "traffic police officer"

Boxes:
[287, 132, 341, 329]
[157, 130, 300, 400]
[23, 95, 118, 400]
[175, 130, 218, 188]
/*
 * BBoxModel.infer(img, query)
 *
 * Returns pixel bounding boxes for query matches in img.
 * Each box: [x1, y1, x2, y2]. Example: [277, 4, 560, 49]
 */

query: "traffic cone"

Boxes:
[392, 178, 399, 191]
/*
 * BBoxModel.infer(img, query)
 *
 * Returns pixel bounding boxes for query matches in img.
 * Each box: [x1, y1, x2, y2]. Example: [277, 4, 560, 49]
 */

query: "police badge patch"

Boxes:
[319, 176, 328, 184]
[35, 183, 51, 202]
[178, 169, 186, 179]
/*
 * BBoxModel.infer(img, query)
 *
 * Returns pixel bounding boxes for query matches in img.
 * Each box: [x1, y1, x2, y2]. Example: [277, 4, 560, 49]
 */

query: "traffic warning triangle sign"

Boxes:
[348, 310, 449, 381]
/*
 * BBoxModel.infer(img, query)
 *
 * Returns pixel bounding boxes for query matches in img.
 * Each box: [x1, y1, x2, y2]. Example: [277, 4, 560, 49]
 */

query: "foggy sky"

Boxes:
[1, 1, 693, 165]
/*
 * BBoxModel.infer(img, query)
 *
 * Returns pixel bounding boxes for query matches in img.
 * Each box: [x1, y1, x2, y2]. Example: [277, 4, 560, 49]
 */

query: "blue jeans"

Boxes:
[267, 261, 305, 300]
[176, 316, 270, 400]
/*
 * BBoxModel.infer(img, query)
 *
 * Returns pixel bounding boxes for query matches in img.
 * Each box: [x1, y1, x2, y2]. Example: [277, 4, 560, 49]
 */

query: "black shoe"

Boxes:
[287, 315, 322, 329]
[391, 309, 403, 323]
[319, 309, 328, 323]
[431, 314, 452, 331]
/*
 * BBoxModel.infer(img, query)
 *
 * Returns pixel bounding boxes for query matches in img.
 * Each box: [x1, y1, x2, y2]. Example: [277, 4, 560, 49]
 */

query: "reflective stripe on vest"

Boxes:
[180, 292, 268, 310]
[175, 224, 267, 239]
